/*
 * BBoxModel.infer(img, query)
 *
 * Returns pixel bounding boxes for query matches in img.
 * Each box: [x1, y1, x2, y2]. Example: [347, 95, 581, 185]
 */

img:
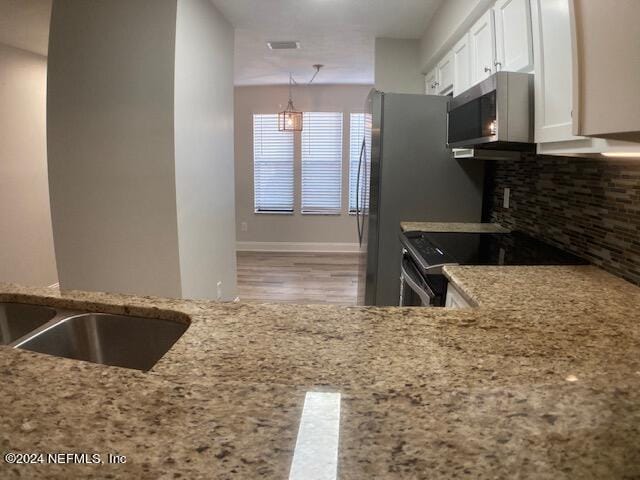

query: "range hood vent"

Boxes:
[452, 148, 525, 161]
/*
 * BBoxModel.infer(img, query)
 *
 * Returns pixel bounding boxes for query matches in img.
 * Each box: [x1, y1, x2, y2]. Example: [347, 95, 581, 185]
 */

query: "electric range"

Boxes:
[398, 230, 588, 307]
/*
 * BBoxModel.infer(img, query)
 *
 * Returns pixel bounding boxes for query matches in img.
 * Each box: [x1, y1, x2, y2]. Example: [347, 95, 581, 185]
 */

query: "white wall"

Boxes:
[47, 0, 183, 297]
[419, 0, 492, 72]
[0, 43, 57, 286]
[174, 0, 237, 300]
[234, 84, 372, 245]
[374, 38, 424, 94]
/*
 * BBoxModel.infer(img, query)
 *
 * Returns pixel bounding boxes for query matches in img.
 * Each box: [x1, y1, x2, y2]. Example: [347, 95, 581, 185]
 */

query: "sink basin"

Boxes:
[14, 313, 188, 371]
[0, 303, 58, 345]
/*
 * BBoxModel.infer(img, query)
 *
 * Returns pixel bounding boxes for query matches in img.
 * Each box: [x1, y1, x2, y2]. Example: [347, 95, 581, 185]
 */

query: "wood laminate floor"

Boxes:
[236, 251, 359, 305]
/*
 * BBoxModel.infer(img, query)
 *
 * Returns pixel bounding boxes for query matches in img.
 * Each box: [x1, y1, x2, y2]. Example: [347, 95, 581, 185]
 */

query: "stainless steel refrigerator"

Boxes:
[354, 90, 485, 306]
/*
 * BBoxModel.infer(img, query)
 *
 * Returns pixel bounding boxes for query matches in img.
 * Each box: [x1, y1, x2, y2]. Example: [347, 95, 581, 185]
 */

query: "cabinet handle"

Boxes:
[432, 82, 439, 88]
[484, 66, 492, 73]
[494, 61, 502, 71]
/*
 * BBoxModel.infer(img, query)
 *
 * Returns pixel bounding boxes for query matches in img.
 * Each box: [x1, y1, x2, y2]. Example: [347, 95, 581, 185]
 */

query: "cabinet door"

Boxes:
[470, 10, 496, 85]
[436, 51, 454, 95]
[445, 284, 471, 309]
[452, 33, 472, 95]
[570, 0, 640, 139]
[425, 69, 437, 95]
[530, 0, 582, 143]
[494, 0, 533, 72]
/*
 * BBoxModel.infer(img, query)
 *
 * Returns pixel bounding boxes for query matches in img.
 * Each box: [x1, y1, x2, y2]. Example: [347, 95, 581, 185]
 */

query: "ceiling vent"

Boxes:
[267, 41, 300, 50]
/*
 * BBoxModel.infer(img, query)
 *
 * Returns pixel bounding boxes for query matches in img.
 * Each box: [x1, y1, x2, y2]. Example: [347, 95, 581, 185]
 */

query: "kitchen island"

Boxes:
[1, 264, 639, 479]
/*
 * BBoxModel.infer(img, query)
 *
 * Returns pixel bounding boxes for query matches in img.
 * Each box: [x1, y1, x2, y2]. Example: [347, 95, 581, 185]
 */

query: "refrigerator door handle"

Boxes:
[356, 137, 365, 246]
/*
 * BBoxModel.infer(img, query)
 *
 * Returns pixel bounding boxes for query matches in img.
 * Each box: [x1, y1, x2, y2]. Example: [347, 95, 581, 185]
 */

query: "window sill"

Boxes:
[254, 210, 294, 215]
[301, 211, 342, 216]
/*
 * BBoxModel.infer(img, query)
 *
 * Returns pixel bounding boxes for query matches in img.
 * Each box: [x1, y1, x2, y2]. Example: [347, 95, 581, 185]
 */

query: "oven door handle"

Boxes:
[401, 259, 436, 306]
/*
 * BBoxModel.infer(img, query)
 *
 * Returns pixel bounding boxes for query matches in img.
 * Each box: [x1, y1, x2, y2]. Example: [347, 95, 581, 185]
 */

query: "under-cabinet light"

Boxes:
[601, 152, 640, 158]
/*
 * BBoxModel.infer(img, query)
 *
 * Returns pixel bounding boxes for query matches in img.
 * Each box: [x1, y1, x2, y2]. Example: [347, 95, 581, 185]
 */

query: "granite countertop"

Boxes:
[1, 265, 640, 479]
[400, 221, 510, 233]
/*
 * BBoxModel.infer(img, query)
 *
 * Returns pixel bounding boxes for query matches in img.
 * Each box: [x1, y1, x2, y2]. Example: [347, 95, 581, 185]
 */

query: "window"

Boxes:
[348, 113, 372, 213]
[301, 112, 343, 214]
[253, 114, 294, 213]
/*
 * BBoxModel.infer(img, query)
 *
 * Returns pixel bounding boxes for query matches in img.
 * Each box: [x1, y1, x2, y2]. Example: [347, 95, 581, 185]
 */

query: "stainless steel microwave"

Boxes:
[447, 71, 534, 150]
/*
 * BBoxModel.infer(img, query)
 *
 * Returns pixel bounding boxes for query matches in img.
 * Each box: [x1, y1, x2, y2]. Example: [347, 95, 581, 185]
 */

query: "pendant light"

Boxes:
[277, 65, 323, 132]
[278, 73, 303, 132]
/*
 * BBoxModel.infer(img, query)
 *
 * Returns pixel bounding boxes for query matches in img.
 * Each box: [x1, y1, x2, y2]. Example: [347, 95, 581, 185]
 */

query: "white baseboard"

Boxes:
[236, 241, 359, 253]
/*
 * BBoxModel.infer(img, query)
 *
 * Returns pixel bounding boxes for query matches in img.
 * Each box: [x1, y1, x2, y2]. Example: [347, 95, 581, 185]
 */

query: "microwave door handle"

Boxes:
[356, 137, 365, 246]
[400, 261, 434, 306]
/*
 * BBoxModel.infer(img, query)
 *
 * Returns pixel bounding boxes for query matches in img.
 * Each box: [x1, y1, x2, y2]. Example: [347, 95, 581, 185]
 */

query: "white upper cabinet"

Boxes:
[531, 0, 640, 154]
[530, 0, 581, 144]
[494, 0, 533, 73]
[436, 51, 454, 95]
[422, 0, 640, 154]
[470, 10, 496, 86]
[452, 33, 472, 95]
[425, 69, 437, 95]
[570, 0, 640, 140]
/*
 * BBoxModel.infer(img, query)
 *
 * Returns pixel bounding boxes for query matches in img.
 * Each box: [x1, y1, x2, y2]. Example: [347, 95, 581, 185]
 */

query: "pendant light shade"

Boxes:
[279, 74, 303, 132]
[278, 100, 303, 132]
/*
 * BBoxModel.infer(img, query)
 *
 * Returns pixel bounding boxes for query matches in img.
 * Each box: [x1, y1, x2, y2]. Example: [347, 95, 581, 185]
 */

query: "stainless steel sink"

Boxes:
[13, 313, 188, 371]
[0, 303, 58, 345]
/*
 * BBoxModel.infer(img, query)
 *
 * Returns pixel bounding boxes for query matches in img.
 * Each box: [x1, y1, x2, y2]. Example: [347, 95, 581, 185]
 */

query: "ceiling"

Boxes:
[0, 0, 442, 83]
[211, 0, 443, 85]
[0, 0, 51, 56]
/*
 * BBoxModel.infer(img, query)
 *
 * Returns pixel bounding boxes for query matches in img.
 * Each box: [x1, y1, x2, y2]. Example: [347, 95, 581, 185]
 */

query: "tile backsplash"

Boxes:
[485, 154, 640, 285]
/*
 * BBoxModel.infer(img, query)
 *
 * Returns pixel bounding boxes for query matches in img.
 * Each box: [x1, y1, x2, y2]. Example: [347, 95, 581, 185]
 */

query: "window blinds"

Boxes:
[301, 112, 343, 214]
[253, 114, 294, 213]
[348, 113, 372, 213]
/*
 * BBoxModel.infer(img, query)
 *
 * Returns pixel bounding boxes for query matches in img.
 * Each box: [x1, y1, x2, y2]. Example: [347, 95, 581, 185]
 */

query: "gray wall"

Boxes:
[374, 38, 424, 94]
[234, 84, 372, 245]
[174, 0, 237, 300]
[47, 0, 182, 297]
[0, 43, 57, 286]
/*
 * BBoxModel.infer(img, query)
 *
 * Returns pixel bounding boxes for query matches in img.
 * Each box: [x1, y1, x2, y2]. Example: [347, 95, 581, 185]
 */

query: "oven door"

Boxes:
[399, 253, 437, 307]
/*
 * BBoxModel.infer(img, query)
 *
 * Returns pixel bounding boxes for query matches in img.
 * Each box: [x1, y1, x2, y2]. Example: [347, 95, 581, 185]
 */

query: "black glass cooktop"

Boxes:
[402, 230, 588, 270]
